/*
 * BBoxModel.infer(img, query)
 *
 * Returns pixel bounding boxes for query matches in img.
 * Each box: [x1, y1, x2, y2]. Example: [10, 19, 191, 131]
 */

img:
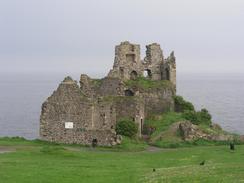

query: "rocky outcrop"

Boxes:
[178, 121, 233, 141]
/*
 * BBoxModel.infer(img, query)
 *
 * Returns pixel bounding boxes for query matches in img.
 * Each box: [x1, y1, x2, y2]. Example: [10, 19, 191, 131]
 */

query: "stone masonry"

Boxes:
[108, 41, 176, 87]
[40, 41, 176, 146]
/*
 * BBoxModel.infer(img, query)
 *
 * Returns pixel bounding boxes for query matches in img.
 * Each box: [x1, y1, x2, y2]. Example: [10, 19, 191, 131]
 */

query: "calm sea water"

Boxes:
[0, 73, 243, 139]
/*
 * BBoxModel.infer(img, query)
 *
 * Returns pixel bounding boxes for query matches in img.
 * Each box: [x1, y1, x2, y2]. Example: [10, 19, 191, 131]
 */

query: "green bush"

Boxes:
[116, 119, 138, 138]
[182, 110, 199, 124]
[174, 96, 195, 112]
[199, 108, 212, 124]
[182, 108, 212, 126]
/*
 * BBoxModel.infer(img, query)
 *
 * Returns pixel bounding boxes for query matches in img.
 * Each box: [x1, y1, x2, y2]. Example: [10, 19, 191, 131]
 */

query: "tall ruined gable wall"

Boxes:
[40, 77, 118, 146]
[143, 43, 164, 81]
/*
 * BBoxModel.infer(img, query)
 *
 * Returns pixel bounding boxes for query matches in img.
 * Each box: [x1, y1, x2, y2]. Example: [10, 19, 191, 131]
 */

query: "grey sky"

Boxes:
[0, 0, 243, 77]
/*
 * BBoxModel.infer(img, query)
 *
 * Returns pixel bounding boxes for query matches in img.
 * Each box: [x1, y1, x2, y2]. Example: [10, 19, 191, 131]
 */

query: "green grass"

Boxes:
[1, 137, 244, 183]
[143, 112, 243, 148]
[125, 77, 174, 91]
[115, 136, 148, 151]
[144, 112, 185, 139]
[0, 136, 148, 152]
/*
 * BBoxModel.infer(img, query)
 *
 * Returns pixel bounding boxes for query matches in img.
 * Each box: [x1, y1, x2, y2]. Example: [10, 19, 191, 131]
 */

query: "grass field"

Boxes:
[0, 137, 244, 183]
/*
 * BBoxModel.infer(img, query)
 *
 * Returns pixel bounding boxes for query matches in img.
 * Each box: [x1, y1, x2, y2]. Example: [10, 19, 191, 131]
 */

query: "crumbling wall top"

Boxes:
[62, 76, 77, 84]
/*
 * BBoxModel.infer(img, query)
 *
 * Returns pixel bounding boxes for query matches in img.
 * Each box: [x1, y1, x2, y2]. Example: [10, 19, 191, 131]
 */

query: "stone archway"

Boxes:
[130, 70, 138, 80]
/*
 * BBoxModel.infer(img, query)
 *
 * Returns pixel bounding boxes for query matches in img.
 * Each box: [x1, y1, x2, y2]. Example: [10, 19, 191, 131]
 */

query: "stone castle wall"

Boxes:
[107, 41, 176, 87]
[40, 41, 177, 146]
[40, 77, 119, 146]
[142, 88, 175, 116]
[143, 43, 164, 80]
[108, 41, 143, 80]
[111, 96, 145, 136]
[40, 77, 144, 146]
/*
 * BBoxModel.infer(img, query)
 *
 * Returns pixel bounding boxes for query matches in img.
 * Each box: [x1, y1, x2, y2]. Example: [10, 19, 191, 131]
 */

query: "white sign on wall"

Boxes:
[65, 122, 74, 129]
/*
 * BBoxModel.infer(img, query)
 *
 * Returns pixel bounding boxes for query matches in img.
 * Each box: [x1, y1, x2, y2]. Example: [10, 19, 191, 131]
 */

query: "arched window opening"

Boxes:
[143, 69, 152, 79]
[130, 71, 138, 80]
[125, 89, 134, 96]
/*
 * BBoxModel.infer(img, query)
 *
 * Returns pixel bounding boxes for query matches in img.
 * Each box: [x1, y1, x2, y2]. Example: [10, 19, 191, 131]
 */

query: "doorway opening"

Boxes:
[92, 139, 98, 147]
[130, 70, 138, 80]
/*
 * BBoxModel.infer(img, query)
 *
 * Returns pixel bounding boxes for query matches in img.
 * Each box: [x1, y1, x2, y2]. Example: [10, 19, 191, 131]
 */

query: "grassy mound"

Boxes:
[143, 112, 241, 148]
[144, 112, 185, 140]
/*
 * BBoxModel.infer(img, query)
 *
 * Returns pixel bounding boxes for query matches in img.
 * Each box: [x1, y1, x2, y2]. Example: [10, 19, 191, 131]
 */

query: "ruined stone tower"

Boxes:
[108, 41, 142, 80]
[40, 41, 177, 146]
[108, 41, 176, 87]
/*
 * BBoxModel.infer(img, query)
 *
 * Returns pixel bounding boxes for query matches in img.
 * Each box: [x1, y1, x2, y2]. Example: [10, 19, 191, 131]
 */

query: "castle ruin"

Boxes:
[40, 41, 176, 146]
[108, 41, 176, 86]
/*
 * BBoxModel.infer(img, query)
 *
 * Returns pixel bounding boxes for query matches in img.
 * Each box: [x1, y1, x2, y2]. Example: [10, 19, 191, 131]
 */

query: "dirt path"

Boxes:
[64, 145, 165, 153]
[0, 146, 15, 154]
[146, 145, 164, 152]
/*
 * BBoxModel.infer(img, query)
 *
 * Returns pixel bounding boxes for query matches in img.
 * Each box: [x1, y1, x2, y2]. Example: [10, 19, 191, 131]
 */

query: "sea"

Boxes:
[0, 73, 243, 139]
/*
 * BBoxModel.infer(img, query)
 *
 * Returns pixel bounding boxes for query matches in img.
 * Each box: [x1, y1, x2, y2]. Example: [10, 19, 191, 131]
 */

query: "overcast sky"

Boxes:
[0, 0, 243, 77]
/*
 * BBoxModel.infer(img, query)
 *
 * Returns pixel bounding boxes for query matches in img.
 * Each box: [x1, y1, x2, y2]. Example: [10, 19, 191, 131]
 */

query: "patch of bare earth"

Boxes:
[0, 146, 15, 154]
[146, 146, 163, 152]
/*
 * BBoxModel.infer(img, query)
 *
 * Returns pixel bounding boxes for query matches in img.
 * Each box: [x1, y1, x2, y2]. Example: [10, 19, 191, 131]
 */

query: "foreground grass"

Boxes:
[0, 138, 244, 183]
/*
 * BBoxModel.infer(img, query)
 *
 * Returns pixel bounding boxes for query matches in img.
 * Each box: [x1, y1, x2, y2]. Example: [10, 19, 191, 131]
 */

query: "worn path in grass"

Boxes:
[0, 146, 15, 154]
